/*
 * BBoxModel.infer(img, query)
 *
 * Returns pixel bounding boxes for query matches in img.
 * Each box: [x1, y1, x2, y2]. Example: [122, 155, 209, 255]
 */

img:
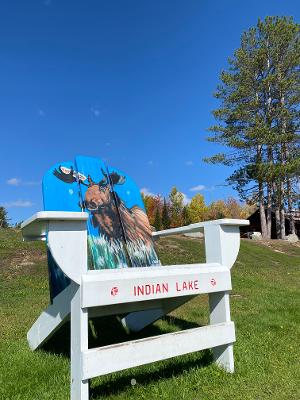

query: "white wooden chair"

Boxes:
[21, 157, 249, 400]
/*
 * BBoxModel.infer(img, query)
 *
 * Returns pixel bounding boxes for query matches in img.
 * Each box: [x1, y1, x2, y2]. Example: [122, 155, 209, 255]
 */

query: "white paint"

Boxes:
[27, 282, 76, 350]
[71, 285, 89, 400]
[48, 220, 88, 283]
[153, 218, 249, 238]
[81, 263, 231, 308]
[121, 296, 194, 332]
[209, 292, 234, 372]
[82, 322, 235, 379]
[21, 213, 247, 399]
[21, 211, 88, 241]
[22, 211, 88, 283]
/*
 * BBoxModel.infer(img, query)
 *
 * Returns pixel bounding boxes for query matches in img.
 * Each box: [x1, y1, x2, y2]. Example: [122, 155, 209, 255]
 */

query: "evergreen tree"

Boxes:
[161, 198, 171, 229]
[153, 208, 162, 231]
[0, 207, 9, 228]
[181, 206, 191, 225]
[205, 16, 300, 239]
[169, 187, 184, 227]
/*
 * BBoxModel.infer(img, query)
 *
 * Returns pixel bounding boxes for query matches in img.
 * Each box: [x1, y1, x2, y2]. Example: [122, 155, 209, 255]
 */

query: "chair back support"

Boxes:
[43, 156, 160, 300]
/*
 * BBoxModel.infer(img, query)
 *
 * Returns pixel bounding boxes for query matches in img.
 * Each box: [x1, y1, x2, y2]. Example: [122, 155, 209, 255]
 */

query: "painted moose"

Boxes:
[53, 166, 153, 249]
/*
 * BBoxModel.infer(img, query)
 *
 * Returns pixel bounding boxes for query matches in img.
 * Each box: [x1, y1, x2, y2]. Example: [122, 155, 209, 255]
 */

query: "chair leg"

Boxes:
[27, 282, 77, 350]
[71, 285, 89, 400]
[121, 296, 193, 332]
[209, 291, 234, 373]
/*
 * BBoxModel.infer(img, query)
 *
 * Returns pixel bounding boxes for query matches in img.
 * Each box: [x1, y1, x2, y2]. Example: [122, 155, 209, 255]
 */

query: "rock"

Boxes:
[287, 233, 299, 243]
[184, 232, 204, 238]
[250, 232, 262, 241]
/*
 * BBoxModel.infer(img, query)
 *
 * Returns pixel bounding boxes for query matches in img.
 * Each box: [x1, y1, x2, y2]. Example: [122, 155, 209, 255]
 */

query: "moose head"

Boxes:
[52, 164, 155, 262]
[53, 166, 125, 212]
[83, 170, 125, 211]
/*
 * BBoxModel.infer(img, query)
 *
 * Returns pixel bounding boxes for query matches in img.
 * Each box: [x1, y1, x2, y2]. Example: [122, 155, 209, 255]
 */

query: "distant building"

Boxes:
[240, 209, 300, 239]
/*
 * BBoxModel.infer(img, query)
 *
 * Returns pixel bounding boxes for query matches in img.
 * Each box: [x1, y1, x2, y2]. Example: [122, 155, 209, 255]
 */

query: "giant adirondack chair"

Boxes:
[21, 155, 249, 400]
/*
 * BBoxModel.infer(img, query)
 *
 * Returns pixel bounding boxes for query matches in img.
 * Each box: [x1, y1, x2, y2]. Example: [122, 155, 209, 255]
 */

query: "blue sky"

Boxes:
[1, 0, 300, 224]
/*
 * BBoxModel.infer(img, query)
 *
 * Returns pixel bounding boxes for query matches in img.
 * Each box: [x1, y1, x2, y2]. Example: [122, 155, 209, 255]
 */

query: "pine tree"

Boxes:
[161, 198, 171, 229]
[153, 208, 162, 231]
[0, 207, 9, 228]
[205, 16, 300, 239]
[181, 206, 191, 225]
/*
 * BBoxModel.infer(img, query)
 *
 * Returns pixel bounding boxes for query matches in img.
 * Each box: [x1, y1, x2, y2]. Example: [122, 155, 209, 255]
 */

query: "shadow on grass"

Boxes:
[42, 314, 212, 397]
[90, 350, 213, 399]
[43, 315, 202, 356]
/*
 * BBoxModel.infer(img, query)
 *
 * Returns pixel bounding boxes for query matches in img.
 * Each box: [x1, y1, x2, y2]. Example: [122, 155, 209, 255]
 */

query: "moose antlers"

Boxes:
[53, 165, 126, 188]
[98, 168, 125, 187]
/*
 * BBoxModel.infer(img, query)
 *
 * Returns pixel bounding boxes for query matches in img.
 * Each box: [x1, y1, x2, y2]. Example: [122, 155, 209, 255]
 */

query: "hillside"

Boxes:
[0, 229, 299, 400]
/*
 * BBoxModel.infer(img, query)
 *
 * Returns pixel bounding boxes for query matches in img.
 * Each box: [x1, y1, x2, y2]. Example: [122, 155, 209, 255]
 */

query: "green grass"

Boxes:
[0, 229, 299, 399]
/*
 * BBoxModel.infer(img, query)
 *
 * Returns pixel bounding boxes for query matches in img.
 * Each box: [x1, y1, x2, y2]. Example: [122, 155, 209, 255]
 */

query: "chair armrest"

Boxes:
[152, 219, 249, 238]
[21, 211, 89, 284]
[21, 211, 89, 241]
[153, 219, 249, 270]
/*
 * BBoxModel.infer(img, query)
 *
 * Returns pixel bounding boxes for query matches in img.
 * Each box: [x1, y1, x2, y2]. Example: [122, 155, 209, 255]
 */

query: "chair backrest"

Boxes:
[43, 156, 160, 300]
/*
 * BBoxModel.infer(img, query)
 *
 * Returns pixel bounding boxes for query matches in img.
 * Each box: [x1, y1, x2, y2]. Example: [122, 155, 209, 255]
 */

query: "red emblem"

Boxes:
[111, 287, 119, 296]
[210, 278, 216, 287]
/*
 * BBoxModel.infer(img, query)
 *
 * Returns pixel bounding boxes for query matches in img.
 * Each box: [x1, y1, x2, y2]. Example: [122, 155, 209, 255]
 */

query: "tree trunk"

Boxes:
[266, 146, 273, 239]
[266, 183, 272, 239]
[259, 181, 268, 238]
[273, 182, 281, 239]
[279, 93, 287, 239]
[279, 181, 286, 239]
[287, 178, 295, 234]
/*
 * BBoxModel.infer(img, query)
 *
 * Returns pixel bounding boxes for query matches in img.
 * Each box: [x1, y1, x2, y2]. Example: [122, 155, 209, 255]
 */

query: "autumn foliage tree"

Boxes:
[169, 187, 184, 227]
[142, 188, 254, 229]
[188, 194, 207, 223]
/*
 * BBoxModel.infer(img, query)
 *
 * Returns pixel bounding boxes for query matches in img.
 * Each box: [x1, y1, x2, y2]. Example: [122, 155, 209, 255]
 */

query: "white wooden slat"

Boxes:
[121, 296, 195, 332]
[209, 291, 234, 372]
[89, 296, 193, 319]
[153, 218, 249, 238]
[47, 220, 88, 284]
[27, 282, 76, 350]
[82, 321, 235, 379]
[71, 285, 89, 400]
[81, 263, 231, 308]
[21, 211, 88, 241]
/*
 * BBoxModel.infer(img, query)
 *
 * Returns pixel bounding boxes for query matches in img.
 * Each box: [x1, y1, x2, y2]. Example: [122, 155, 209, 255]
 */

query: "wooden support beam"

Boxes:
[27, 282, 76, 350]
[82, 322, 235, 379]
[81, 263, 231, 308]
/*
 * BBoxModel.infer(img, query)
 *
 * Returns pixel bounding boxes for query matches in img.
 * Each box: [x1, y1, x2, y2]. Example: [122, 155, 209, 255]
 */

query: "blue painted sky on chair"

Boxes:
[1, 0, 299, 224]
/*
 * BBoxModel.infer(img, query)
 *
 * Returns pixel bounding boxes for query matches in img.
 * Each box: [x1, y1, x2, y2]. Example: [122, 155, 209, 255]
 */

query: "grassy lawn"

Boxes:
[0, 229, 299, 400]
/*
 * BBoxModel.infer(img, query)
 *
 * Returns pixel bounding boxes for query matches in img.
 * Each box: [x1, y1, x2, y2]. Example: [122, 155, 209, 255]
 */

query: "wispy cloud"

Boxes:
[43, 0, 52, 6]
[38, 109, 46, 117]
[23, 180, 41, 186]
[91, 107, 100, 117]
[7, 178, 21, 186]
[190, 184, 206, 192]
[181, 192, 191, 205]
[2, 200, 34, 208]
[91, 106, 106, 118]
[147, 160, 154, 166]
[6, 178, 41, 187]
[185, 161, 193, 166]
[140, 187, 155, 196]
